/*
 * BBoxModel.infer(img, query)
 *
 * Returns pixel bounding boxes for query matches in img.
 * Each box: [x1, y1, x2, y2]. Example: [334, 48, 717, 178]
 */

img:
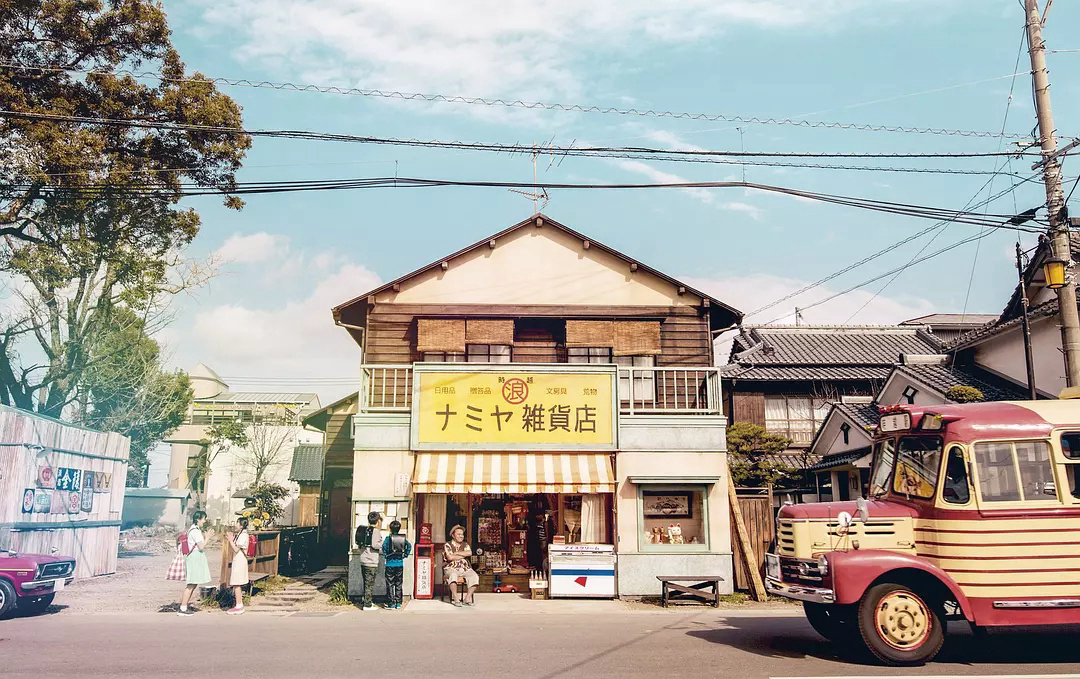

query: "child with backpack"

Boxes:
[381, 520, 412, 609]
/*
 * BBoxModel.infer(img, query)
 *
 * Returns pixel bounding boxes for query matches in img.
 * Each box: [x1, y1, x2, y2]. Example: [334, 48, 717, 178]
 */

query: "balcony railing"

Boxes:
[359, 364, 722, 416]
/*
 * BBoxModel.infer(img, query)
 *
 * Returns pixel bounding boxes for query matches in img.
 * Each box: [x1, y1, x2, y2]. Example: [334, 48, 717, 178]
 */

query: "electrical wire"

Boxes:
[0, 62, 1041, 140]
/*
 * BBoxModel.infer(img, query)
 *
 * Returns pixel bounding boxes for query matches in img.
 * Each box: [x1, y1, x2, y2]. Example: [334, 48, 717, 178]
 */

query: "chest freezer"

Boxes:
[548, 544, 616, 598]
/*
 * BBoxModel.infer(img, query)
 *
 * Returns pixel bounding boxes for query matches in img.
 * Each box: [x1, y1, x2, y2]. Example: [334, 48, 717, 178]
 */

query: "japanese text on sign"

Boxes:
[414, 370, 615, 449]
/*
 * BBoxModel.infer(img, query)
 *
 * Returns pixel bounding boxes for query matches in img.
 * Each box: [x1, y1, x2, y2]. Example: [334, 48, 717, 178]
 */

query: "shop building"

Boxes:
[330, 215, 742, 600]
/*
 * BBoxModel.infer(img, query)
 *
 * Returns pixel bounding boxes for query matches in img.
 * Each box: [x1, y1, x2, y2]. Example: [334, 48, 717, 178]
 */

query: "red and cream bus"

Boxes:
[764, 398, 1080, 666]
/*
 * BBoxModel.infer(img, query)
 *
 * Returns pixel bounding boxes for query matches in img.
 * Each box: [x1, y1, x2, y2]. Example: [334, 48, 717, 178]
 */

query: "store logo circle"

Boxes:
[502, 378, 528, 404]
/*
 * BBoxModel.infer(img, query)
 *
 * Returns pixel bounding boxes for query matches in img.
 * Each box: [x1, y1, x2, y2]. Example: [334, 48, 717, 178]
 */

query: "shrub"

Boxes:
[946, 385, 984, 403]
[327, 580, 350, 606]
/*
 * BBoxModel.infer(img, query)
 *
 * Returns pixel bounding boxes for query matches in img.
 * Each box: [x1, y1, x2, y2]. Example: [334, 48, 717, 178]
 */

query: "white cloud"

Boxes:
[614, 159, 763, 219]
[214, 232, 290, 264]
[193, 0, 931, 106]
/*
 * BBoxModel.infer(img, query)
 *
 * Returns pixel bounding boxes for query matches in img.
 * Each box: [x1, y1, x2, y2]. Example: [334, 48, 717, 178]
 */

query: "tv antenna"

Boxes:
[508, 135, 555, 213]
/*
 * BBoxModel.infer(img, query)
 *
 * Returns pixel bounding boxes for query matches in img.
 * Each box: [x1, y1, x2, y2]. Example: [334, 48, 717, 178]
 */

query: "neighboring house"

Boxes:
[943, 234, 1080, 397]
[300, 392, 357, 566]
[899, 313, 998, 344]
[809, 354, 1029, 501]
[330, 213, 741, 599]
[723, 325, 943, 448]
[165, 363, 323, 525]
[289, 444, 325, 527]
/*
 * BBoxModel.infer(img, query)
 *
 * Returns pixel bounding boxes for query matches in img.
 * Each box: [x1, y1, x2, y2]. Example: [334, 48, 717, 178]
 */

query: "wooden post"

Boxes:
[729, 476, 766, 601]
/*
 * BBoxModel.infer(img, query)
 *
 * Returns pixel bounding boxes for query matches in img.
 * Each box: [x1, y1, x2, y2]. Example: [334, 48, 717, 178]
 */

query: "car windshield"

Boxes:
[868, 438, 896, 498]
[892, 436, 944, 499]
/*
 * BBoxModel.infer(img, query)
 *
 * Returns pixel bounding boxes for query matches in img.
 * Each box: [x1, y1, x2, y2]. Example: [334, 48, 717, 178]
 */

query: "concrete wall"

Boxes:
[375, 225, 700, 308]
[975, 316, 1063, 396]
[122, 490, 191, 528]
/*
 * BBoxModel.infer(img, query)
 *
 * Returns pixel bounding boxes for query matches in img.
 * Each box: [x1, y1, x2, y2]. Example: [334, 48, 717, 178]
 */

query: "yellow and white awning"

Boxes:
[412, 453, 615, 494]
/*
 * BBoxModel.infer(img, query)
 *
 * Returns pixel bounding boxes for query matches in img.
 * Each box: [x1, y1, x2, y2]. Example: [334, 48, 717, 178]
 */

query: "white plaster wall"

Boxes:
[877, 375, 948, 407]
[975, 317, 1064, 396]
[811, 415, 874, 458]
[375, 226, 699, 307]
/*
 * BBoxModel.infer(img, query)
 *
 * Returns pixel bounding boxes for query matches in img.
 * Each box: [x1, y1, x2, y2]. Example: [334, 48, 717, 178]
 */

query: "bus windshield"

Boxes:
[892, 436, 943, 499]
[868, 438, 896, 498]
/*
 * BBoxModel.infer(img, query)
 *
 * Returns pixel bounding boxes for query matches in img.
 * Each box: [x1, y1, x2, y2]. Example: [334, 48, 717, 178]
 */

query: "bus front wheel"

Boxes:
[857, 582, 945, 666]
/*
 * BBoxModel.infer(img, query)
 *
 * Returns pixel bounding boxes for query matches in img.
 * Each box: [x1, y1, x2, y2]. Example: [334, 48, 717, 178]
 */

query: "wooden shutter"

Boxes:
[565, 320, 615, 348]
[465, 319, 514, 345]
[416, 319, 465, 353]
[613, 321, 662, 356]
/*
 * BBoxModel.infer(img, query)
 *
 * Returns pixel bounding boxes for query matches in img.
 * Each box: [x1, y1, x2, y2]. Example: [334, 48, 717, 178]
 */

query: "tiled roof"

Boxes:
[762, 451, 820, 470]
[900, 314, 997, 327]
[730, 325, 942, 366]
[895, 363, 1028, 402]
[289, 444, 325, 483]
[197, 391, 320, 405]
[945, 299, 1059, 350]
[833, 402, 880, 430]
[722, 365, 893, 382]
[806, 447, 872, 472]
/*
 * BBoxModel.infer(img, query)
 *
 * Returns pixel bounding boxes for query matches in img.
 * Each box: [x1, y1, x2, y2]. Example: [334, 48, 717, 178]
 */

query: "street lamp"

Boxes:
[1044, 256, 1069, 289]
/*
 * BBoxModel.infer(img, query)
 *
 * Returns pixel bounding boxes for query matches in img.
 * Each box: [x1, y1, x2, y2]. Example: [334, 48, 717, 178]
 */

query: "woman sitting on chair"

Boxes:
[443, 525, 479, 607]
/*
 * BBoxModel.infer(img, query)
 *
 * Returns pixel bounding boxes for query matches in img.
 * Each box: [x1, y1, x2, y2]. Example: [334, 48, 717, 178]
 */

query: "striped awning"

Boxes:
[412, 453, 615, 494]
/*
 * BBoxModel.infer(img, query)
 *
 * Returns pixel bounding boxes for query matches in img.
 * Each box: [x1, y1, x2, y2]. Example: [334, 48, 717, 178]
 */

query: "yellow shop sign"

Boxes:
[412, 367, 617, 450]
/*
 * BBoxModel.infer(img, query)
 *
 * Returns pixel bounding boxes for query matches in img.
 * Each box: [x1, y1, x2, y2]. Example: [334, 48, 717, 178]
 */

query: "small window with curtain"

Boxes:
[466, 344, 511, 363]
[615, 355, 655, 403]
[423, 352, 465, 362]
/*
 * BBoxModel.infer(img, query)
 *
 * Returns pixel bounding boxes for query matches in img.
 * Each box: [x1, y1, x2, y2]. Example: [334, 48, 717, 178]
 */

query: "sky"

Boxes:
[153, 0, 1080, 406]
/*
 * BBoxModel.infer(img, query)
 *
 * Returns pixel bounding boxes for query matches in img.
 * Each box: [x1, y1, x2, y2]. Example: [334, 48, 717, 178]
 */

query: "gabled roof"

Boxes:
[725, 325, 942, 382]
[834, 402, 881, 431]
[289, 444, 325, 483]
[196, 391, 320, 405]
[806, 447, 872, 472]
[900, 314, 998, 327]
[332, 213, 742, 333]
[892, 363, 1029, 402]
[945, 298, 1059, 350]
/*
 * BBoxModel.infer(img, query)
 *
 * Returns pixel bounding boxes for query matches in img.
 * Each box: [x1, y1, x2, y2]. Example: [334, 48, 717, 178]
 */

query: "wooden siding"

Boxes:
[296, 484, 320, 527]
[731, 495, 775, 592]
[731, 392, 766, 426]
[324, 413, 355, 468]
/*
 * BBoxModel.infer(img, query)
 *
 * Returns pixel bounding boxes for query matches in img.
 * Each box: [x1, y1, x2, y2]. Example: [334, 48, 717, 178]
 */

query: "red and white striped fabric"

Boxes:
[166, 551, 186, 581]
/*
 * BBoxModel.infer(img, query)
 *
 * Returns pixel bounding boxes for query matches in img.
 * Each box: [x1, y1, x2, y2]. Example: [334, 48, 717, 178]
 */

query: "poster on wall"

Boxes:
[56, 467, 82, 492]
[49, 490, 66, 513]
[66, 490, 81, 514]
[33, 489, 51, 513]
[37, 462, 55, 489]
[21, 489, 35, 513]
[100, 473, 112, 493]
[80, 483, 94, 512]
[93, 471, 106, 493]
[642, 491, 693, 518]
[83, 471, 95, 494]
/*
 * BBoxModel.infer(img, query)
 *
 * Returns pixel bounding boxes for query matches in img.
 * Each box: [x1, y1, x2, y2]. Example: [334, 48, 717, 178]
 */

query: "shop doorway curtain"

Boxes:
[580, 494, 607, 543]
[422, 494, 448, 585]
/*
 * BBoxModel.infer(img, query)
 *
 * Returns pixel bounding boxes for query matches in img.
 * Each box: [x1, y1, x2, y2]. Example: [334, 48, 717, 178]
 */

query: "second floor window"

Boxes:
[466, 344, 511, 363]
[765, 396, 830, 445]
[567, 347, 611, 364]
[422, 352, 465, 362]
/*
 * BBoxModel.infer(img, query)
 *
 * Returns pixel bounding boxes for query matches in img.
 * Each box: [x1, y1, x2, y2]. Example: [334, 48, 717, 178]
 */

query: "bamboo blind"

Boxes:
[465, 319, 514, 345]
[565, 320, 615, 347]
[613, 321, 662, 356]
[416, 318, 466, 352]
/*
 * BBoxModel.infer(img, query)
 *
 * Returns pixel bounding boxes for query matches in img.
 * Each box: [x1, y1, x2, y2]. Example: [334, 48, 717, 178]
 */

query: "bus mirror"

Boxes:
[855, 497, 869, 523]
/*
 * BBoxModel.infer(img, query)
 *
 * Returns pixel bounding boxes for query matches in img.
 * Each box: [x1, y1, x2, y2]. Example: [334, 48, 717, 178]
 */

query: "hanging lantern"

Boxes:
[1044, 256, 1069, 289]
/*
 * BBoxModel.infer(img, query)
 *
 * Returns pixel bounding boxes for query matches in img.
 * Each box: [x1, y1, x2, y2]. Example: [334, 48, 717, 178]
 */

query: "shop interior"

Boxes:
[419, 493, 612, 591]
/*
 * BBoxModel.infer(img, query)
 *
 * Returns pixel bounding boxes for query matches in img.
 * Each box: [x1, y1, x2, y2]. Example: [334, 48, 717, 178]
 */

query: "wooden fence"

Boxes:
[730, 494, 775, 592]
[0, 404, 130, 579]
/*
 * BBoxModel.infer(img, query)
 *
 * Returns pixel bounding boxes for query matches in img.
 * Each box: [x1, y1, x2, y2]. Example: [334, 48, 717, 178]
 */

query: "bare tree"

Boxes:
[240, 424, 297, 487]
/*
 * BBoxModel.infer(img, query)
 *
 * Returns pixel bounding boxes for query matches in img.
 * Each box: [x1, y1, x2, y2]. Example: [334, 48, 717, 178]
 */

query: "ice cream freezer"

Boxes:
[548, 544, 616, 598]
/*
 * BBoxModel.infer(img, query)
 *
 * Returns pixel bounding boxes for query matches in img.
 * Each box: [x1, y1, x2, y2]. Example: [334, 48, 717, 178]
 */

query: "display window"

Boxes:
[638, 486, 708, 550]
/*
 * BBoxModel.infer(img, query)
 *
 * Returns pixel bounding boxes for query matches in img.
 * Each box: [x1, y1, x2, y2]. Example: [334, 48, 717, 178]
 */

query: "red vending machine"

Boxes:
[414, 522, 435, 599]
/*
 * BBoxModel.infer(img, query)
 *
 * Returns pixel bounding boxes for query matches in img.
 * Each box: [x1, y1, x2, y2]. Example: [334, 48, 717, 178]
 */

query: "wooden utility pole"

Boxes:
[1017, 243, 1039, 400]
[1025, 0, 1080, 387]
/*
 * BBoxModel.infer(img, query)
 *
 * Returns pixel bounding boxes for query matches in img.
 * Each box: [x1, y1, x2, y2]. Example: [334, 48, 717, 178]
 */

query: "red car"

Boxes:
[0, 551, 76, 617]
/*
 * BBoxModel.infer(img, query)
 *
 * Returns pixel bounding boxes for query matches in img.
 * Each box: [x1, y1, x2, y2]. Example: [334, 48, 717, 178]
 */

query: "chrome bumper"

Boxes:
[765, 578, 835, 604]
[21, 577, 74, 593]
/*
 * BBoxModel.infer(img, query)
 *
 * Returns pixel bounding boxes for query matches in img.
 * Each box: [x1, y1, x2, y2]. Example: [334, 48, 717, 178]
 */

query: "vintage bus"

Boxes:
[764, 398, 1080, 666]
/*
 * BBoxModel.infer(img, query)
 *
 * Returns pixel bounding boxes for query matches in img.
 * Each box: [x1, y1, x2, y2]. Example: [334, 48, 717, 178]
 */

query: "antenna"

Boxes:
[508, 138, 551, 213]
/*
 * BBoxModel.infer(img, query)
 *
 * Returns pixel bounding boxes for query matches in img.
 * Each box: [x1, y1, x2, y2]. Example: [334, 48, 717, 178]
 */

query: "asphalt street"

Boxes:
[4, 608, 1080, 678]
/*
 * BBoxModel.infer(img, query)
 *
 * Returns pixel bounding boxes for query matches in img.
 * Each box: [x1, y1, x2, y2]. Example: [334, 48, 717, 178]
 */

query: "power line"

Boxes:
[0, 62, 1041, 140]
[0, 110, 1047, 178]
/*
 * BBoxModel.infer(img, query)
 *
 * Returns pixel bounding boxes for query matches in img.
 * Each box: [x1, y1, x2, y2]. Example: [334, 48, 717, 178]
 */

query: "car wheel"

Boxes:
[804, 602, 857, 642]
[16, 593, 55, 616]
[857, 582, 945, 666]
[0, 579, 16, 618]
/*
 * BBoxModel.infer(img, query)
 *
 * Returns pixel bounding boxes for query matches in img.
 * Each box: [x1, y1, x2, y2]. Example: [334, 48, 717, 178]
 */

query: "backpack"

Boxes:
[355, 525, 374, 550]
[386, 534, 407, 560]
[178, 531, 192, 556]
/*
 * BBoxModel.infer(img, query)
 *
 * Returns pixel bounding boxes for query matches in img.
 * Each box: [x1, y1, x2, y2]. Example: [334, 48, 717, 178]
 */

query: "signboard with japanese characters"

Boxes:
[412, 365, 617, 450]
[56, 467, 82, 492]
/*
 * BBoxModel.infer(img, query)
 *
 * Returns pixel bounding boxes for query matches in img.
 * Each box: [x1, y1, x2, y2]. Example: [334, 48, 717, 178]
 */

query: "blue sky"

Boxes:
[155, 1, 1080, 404]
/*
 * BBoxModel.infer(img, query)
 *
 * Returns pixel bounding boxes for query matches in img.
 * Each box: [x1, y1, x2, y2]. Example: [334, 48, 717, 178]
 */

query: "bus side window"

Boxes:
[942, 446, 970, 504]
[1061, 432, 1080, 499]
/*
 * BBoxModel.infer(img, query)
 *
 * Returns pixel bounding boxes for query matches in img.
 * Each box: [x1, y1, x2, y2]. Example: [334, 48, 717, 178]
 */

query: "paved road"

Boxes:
[3, 608, 1080, 678]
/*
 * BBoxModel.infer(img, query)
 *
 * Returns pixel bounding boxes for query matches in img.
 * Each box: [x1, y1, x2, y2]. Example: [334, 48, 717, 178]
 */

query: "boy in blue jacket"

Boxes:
[381, 520, 412, 609]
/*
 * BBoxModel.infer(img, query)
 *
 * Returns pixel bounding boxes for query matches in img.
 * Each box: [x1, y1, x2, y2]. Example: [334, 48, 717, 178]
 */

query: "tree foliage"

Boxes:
[192, 420, 248, 508]
[244, 482, 290, 529]
[0, 0, 250, 417]
[727, 421, 797, 487]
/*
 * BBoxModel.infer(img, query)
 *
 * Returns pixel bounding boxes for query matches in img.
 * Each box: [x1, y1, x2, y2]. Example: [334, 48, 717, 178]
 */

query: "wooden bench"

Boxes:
[656, 576, 724, 608]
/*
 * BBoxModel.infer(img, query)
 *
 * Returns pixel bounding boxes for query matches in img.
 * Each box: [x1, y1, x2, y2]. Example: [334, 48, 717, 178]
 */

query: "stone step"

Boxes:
[261, 595, 315, 603]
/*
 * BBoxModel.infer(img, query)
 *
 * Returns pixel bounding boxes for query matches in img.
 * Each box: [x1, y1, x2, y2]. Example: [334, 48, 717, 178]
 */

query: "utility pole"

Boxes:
[1016, 242, 1038, 400]
[1025, 0, 1080, 387]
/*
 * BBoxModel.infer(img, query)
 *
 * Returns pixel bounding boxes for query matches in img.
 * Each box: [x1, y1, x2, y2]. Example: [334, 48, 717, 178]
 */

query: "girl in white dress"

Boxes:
[227, 517, 250, 615]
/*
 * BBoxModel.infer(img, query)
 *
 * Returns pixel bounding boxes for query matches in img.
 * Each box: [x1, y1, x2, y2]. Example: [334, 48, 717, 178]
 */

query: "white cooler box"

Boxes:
[548, 544, 616, 598]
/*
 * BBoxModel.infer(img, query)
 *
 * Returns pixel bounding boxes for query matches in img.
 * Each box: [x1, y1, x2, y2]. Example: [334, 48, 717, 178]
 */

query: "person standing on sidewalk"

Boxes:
[178, 510, 211, 616]
[355, 511, 382, 611]
[381, 520, 412, 609]
[226, 517, 250, 615]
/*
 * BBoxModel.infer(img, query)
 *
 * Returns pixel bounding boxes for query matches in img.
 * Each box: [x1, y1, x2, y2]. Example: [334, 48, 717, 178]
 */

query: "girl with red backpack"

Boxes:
[178, 510, 211, 616]
[226, 517, 251, 615]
